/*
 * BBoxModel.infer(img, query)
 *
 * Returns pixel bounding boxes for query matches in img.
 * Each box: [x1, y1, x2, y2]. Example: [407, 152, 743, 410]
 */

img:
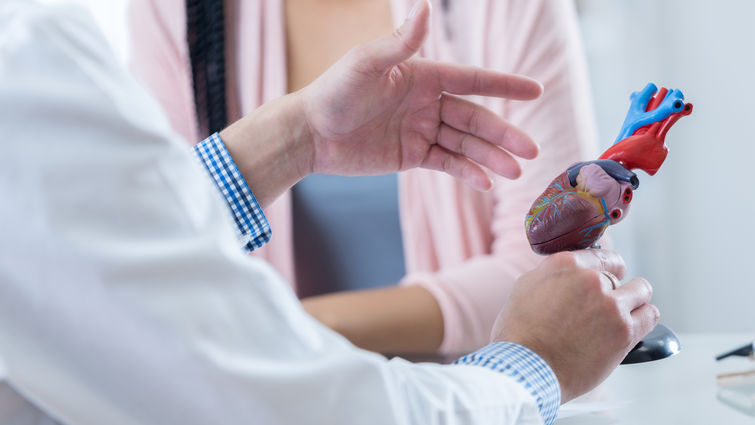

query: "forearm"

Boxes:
[301, 285, 444, 354]
[219, 92, 314, 208]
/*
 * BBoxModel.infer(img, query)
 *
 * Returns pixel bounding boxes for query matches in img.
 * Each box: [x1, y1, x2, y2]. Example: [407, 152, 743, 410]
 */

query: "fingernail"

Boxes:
[482, 177, 494, 192]
[407, 0, 428, 20]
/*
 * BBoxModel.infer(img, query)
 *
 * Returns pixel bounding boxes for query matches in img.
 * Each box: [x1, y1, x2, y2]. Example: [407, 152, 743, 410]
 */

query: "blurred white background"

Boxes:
[578, 0, 755, 334]
[46, 0, 754, 335]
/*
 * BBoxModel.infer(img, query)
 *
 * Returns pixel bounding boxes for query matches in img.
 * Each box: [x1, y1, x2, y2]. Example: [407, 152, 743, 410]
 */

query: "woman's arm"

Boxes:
[404, 0, 602, 353]
[302, 285, 444, 353]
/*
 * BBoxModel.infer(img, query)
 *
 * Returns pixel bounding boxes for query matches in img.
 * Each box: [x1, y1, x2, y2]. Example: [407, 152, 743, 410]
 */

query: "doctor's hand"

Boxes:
[300, 0, 541, 190]
[491, 250, 660, 403]
[220, 0, 542, 208]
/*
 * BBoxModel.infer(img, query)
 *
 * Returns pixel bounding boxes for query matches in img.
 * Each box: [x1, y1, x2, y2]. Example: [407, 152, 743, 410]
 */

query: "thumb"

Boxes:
[359, 0, 431, 73]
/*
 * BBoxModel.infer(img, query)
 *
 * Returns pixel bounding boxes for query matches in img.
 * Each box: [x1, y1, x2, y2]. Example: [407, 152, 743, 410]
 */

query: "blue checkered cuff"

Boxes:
[193, 133, 272, 251]
[454, 342, 560, 425]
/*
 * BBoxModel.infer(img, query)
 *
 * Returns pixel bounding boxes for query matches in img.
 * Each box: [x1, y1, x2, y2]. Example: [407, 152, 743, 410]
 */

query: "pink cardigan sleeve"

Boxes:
[402, 0, 601, 353]
[128, 0, 198, 145]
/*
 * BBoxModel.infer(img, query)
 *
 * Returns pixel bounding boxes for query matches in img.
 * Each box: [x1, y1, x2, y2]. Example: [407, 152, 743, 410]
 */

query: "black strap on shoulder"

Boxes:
[186, 0, 227, 137]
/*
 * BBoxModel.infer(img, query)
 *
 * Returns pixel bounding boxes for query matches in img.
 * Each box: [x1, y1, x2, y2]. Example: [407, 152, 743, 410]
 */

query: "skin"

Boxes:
[492, 249, 659, 402]
[224, 0, 541, 353]
[285, 0, 395, 93]
[221, 1, 660, 400]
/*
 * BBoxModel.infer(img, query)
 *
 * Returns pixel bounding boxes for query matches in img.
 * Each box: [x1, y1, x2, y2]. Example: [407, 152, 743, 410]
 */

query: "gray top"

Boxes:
[292, 173, 406, 297]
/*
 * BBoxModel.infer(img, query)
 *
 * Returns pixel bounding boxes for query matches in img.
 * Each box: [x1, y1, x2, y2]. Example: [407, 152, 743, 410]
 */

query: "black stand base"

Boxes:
[621, 323, 681, 364]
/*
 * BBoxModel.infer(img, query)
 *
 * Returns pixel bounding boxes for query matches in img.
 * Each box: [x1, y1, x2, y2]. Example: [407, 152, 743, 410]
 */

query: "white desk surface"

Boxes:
[557, 333, 755, 424]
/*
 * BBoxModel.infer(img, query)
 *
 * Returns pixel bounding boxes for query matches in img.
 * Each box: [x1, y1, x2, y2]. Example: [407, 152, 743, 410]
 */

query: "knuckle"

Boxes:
[603, 295, 623, 318]
[579, 269, 604, 294]
[593, 249, 609, 272]
[441, 153, 454, 173]
[466, 108, 481, 135]
[604, 301, 632, 342]
[637, 278, 653, 299]
[610, 260, 627, 280]
[617, 319, 633, 343]
[615, 261, 628, 279]
[391, 28, 416, 56]
[547, 251, 578, 270]
[458, 134, 472, 155]
[594, 248, 626, 274]
[392, 27, 404, 43]
[472, 68, 484, 94]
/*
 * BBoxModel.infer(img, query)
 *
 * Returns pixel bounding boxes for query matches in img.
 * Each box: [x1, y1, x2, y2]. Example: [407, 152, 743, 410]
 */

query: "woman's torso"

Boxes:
[224, 0, 491, 294]
[284, 0, 407, 296]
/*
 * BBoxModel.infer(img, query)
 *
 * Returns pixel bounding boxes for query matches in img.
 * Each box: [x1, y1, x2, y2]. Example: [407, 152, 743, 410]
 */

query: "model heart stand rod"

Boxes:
[525, 83, 692, 364]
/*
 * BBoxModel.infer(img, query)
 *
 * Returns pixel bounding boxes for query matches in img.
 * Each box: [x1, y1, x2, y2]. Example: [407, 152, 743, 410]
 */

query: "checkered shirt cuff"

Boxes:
[454, 342, 561, 425]
[193, 133, 271, 251]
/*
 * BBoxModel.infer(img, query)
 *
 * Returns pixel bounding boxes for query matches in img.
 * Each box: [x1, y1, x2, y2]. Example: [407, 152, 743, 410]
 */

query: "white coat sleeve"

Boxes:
[0, 3, 547, 425]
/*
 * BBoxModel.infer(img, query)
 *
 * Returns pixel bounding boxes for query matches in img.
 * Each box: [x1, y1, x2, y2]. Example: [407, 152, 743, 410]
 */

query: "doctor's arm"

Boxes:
[214, 1, 542, 209]
[0, 4, 556, 424]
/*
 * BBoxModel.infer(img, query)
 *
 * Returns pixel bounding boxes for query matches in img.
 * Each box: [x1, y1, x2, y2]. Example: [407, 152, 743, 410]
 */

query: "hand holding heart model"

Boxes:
[525, 83, 693, 255]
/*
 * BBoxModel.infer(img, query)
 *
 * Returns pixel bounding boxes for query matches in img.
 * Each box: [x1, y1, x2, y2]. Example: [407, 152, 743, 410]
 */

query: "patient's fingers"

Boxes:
[420, 145, 492, 191]
[437, 124, 522, 179]
[440, 94, 538, 160]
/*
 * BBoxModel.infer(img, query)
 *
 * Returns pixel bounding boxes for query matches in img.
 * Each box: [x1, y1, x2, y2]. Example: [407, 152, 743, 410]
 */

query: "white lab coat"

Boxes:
[0, 2, 545, 424]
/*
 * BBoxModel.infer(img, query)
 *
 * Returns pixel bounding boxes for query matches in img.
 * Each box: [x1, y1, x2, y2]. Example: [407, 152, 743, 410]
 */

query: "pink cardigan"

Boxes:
[129, 0, 599, 353]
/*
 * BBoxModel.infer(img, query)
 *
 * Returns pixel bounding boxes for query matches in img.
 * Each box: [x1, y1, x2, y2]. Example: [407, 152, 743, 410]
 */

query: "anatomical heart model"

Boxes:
[526, 83, 693, 255]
